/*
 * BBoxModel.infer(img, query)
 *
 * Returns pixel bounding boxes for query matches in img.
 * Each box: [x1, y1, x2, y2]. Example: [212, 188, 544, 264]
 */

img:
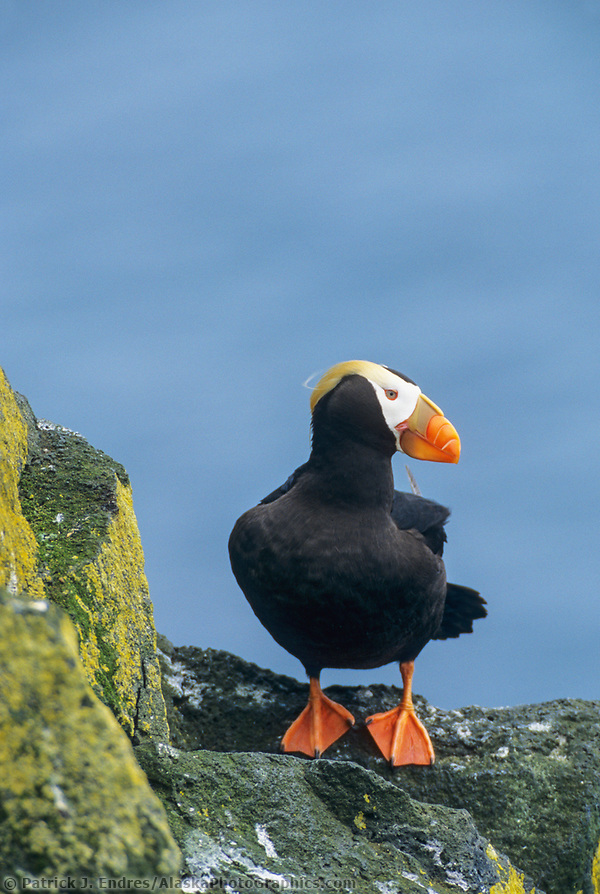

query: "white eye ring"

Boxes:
[384, 389, 398, 400]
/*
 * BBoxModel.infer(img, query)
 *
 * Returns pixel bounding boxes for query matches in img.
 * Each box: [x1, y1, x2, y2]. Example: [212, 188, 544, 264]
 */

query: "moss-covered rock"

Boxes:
[0, 591, 181, 881]
[158, 638, 600, 894]
[0, 365, 168, 740]
[136, 742, 537, 894]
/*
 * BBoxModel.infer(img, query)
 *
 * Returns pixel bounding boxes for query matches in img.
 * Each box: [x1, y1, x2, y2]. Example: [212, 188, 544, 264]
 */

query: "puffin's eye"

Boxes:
[385, 389, 398, 400]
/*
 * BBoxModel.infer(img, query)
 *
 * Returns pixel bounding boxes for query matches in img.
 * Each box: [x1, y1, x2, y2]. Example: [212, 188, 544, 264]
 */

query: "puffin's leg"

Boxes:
[365, 660, 435, 767]
[281, 676, 355, 758]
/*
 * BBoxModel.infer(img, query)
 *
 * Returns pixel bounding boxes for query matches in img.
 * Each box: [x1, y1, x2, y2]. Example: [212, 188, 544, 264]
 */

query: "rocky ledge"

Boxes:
[152, 638, 600, 894]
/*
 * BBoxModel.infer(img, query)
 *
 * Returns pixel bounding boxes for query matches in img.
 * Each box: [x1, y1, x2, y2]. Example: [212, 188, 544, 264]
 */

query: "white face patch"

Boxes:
[367, 373, 421, 450]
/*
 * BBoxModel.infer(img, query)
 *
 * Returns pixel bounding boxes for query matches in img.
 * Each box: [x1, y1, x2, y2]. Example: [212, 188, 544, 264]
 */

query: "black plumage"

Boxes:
[228, 363, 486, 764]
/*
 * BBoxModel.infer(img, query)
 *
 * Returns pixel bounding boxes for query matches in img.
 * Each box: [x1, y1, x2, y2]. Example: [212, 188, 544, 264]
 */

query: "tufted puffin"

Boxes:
[228, 361, 486, 766]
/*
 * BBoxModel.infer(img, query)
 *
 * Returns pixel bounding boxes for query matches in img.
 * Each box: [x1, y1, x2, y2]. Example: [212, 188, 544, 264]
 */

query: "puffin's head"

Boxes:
[309, 360, 460, 463]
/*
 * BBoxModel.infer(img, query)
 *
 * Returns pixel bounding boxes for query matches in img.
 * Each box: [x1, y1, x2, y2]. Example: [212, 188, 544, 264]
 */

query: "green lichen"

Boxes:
[18, 421, 133, 720]
[18, 420, 129, 616]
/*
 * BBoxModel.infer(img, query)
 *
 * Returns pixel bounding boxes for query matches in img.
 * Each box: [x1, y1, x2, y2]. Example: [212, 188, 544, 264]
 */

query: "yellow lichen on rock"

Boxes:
[0, 592, 180, 879]
[489, 868, 535, 894]
[487, 844, 535, 894]
[353, 810, 367, 830]
[592, 839, 600, 894]
[0, 368, 44, 599]
[79, 477, 168, 737]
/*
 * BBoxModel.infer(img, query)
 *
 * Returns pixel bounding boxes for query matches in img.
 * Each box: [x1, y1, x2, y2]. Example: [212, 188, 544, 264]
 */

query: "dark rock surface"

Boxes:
[136, 742, 533, 894]
[158, 636, 600, 894]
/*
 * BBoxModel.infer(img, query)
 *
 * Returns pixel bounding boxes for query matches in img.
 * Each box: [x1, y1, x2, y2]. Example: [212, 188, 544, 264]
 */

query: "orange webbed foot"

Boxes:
[281, 677, 355, 758]
[365, 703, 434, 766]
[365, 660, 435, 767]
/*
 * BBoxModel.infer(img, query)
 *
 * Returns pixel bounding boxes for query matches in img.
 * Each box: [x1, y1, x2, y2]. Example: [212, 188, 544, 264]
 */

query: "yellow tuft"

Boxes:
[310, 360, 393, 412]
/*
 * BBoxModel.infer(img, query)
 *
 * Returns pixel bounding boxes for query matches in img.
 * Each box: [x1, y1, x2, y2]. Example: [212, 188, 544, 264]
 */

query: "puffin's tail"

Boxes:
[432, 583, 487, 640]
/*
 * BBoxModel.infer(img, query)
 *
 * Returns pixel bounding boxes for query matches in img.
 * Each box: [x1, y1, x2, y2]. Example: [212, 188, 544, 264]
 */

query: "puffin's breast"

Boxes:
[229, 494, 446, 671]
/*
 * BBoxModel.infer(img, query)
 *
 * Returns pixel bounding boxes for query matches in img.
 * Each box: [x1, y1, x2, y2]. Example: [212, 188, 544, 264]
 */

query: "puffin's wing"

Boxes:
[392, 492, 487, 637]
[391, 490, 450, 556]
[432, 583, 487, 640]
[259, 463, 310, 505]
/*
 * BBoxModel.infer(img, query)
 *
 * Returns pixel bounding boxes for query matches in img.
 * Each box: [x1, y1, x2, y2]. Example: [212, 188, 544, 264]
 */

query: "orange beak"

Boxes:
[398, 393, 460, 464]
